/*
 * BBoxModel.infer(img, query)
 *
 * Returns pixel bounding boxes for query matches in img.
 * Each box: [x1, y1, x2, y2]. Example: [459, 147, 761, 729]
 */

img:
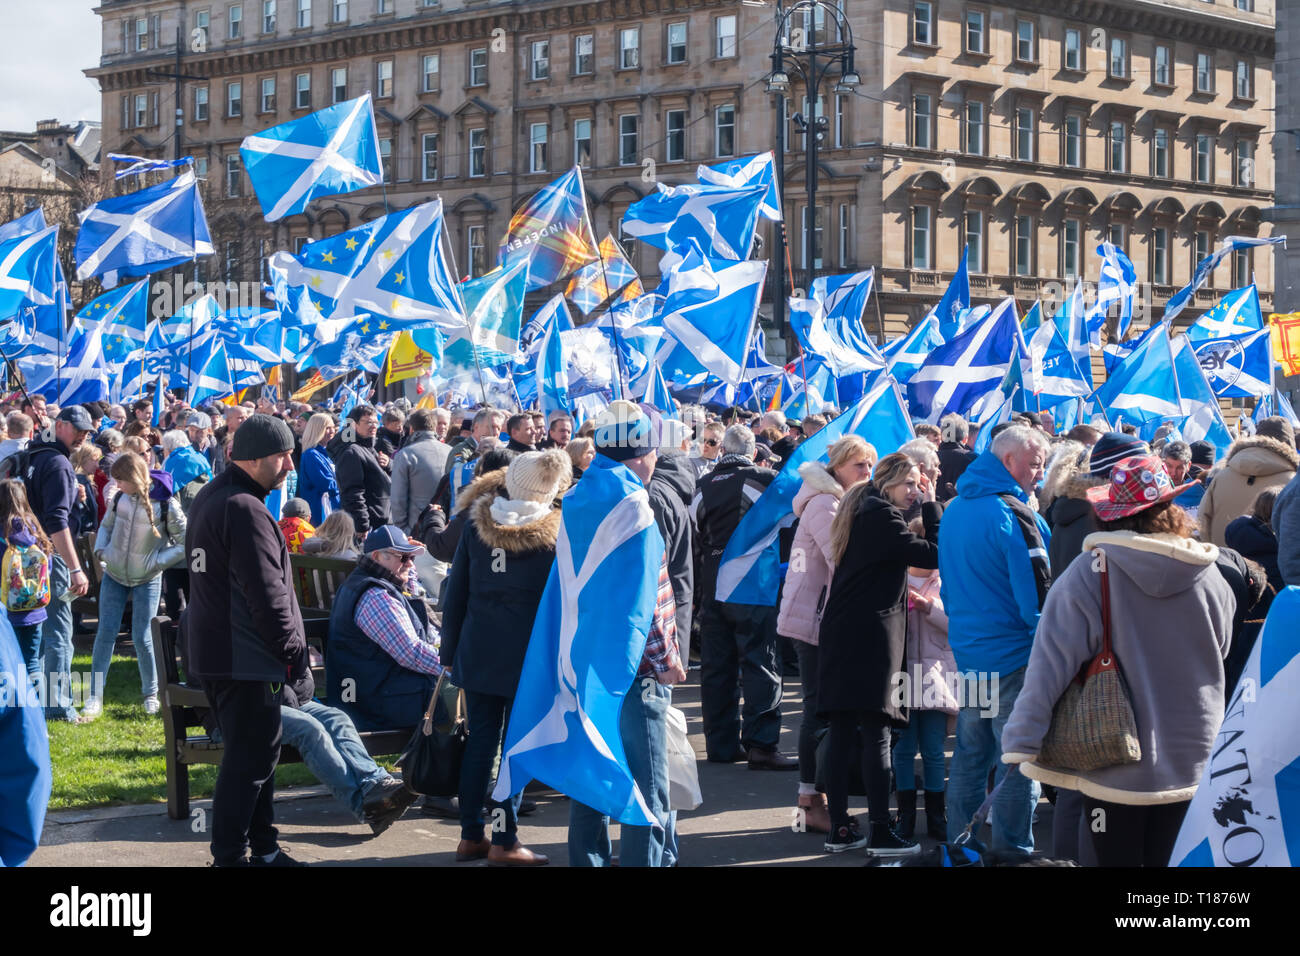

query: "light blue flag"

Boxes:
[0, 224, 59, 322]
[108, 153, 194, 181]
[907, 297, 1020, 424]
[595, 293, 666, 396]
[1165, 237, 1286, 324]
[643, 363, 678, 416]
[0, 208, 62, 359]
[973, 389, 1015, 455]
[1027, 316, 1091, 407]
[1021, 301, 1044, 337]
[493, 452, 666, 826]
[781, 360, 838, 419]
[56, 320, 112, 405]
[226, 306, 289, 365]
[459, 258, 528, 358]
[1092, 322, 1181, 426]
[1186, 285, 1264, 343]
[166, 328, 234, 407]
[74, 279, 151, 402]
[1084, 241, 1138, 345]
[1190, 327, 1272, 398]
[1054, 281, 1093, 382]
[268, 198, 465, 331]
[240, 94, 382, 222]
[813, 269, 875, 327]
[1171, 586, 1300, 867]
[1278, 391, 1300, 429]
[789, 272, 886, 378]
[882, 313, 944, 386]
[925, 245, 970, 341]
[0, 207, 47, 244]
[533, 295, 572, 419]
[74, 171, 213, 286]
[1170, 334, 1236, 457]
[715, 374, 914, 605]
[697, 152, 782, 221]
[300, 315, 393, 381]
[622, 182, 765, 260]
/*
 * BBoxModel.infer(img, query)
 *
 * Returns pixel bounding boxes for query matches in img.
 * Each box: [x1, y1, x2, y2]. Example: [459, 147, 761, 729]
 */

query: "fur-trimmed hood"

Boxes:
[1039, 441, 1090, 512]
[792, 461, 844, 518]
[467, 469, 561, 553]
[1223, 434, 1300, 476]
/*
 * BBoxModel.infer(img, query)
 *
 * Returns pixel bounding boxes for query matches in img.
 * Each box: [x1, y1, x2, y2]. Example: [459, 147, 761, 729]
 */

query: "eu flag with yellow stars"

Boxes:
[74, 278, 150, 367]
[498, 166, 600, 291]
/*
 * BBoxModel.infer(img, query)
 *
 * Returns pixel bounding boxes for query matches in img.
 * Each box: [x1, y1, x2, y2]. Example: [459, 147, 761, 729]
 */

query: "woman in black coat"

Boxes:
[818, 451, 940, 856]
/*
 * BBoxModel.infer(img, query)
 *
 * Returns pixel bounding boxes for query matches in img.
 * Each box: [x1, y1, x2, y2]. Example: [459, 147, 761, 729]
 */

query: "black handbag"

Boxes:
[396, 672, 467, 797]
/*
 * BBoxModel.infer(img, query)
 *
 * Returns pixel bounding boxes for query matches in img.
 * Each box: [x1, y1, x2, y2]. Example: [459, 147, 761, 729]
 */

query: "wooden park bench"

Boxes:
[72, 532, 104, 621]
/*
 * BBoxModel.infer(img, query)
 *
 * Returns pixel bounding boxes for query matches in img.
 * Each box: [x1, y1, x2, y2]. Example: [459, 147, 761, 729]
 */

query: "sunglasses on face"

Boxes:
[388, 550, 415, 564]
[703, 439, 719, 447]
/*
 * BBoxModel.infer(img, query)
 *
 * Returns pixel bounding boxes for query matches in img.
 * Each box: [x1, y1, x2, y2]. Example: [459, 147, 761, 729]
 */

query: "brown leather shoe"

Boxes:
[487, 842, 549, 866]
[455, 838, 491, 862]
[747, 747, 799, 771]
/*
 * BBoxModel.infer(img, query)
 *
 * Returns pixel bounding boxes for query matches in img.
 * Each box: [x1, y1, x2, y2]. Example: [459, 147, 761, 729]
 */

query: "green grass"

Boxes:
[46, 653, 395, 811]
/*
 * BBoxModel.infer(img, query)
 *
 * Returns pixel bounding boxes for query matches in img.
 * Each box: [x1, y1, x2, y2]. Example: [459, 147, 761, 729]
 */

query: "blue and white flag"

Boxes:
[493, 453, 666, 826]
[1170, 334, 1235, 456]
[1190, 327, 1272, 398]
[715, 374, 914, 605]
[882, 313, 944, 386]
[780, 359, 839, 419]
[164, 328, 234, 407]
[789, 269, 885, 378]
[1092, 321, 1181, 426]
[1054, 280, 1093, 375]
[74, 171, 213, 286]
[643, 362, 678, 416]
[0, 224, 59, 321]
[1166, 237, 1286, 325]
[56, 320, 112, 405]
[300, 316, 393, 380]
[1278, 391, 1300, 429]
[0, 208, 47, 245]
[108, 153, 193, 180]
[533, 295, 571, 419]
[1187, 285, 1264, 343]
[622, 183, 765, 260]
[240, 94, 383, 222]
[973, 388, 1015, 454]
[925, 245, 971, 342]
[1171, 587, 1300, 867]
[908, 297, 1020, 424]
[697, 152, 782, 221]
[1084, 241, 1138, 345]
[595, 293, 666, 396]
[1027, 317, 1092, 407]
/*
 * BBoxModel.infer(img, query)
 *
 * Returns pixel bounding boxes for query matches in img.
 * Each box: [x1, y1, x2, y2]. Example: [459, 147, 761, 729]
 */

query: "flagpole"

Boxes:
[0, 339, 45, 427]
[595, 247, 630, 398]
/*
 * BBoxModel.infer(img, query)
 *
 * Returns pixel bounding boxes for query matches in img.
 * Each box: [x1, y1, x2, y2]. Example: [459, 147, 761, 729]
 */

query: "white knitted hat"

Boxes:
[505, 449, 570, 503]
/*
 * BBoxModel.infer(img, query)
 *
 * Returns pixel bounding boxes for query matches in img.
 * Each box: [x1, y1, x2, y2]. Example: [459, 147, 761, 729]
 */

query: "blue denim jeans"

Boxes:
[41, 552, 77, 721]
[281, 699, 389, 820]
[892, 709, 949, 793]
[945, 665, 1040, 854]
[12, 622, 42, 684]
[90, 574, 161, 702]
[459, 690, 522, 847]
[568, 678, 677, 868]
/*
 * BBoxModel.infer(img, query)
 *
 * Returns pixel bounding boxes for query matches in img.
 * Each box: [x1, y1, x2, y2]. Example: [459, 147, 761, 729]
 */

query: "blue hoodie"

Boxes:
[938, 450, 1051, 677]
[163, 445, 212, 490]
[0, 613, 51, 866]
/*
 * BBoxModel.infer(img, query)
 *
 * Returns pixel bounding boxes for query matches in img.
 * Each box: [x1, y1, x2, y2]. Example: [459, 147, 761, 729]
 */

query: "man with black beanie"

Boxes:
[183, 414, 308, 867]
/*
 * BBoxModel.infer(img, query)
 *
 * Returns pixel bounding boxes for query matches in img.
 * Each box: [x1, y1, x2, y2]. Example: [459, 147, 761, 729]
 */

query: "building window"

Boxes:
[379, 137, 392, 180]
[619, 114, 639, 165]
[1063, 219, 1080, 279]
[966, 210, 984, 272]
[666, 21, 687, 64]
[530, 123, 548, 173]
[574, 35, 594, 75]
[1063, 27, 1081, 71]
[1196, 230, 1210, 266]
[1109, 223, 1127, 251]
[1109, 120, 1126, 172]
[294, 72, 310, 108]
[1196, 52, 1213, 93]
[911, 205, 931, 270]
[839, 203, 853, 266]
[834, 94, 846, 148]
[376, 60, 393, 98]
[422, 54, 440, 92]
[1015, 215, 1034, 276]
[136, 17, 149, 51]
[662, 109, 685, 161]
[263, 0, 276, 32]
[260, 77, 275, 112]
[1236, 0, 1253, 10]
[1235, 59, 1252, 99]
[1153, 127, 1170, 178]
[1015, 19, 1036, 63]
[227, 81, 242, 117]
[1195, 132, 1212, 183]
[226, 154, 242, 197]
[331, 67, 347, 103]
[804, 206, 824, 269]
[965, 10, 987, 54]
[1233, 247, 1251, 287]
[913, 2, 933, 46]
[964, 100, 985, 155]
[1154, 45, 1172, 86]
[912, 93, 933, 149]
[332, 0, 346, 23]
[1108, 36, 1127, 79]
[574, 118, 592, 167]
[1015, 107, 1034, 161]
[195, 156, 208, 179]
[1235, 139, 1255, 186]
[619, 27, 640, 69]
[422, 132, 438, 180]
[1063, 114, 1081, 167]
[134, 93, 148, 128]
[297, 0, 310, 28]
[195, 86, 209, 121]
[228, 4, 242, 39]
[715, 104, 736, 157]
[195, 9, 210, 32]
[467, 225, 486, 277]
[715, 15, 736, 58]
[530, 40, 549, 80]
[1152, 227, 1169, 284]
[469, 128, 486, 177]
[469, 48, 487, 86]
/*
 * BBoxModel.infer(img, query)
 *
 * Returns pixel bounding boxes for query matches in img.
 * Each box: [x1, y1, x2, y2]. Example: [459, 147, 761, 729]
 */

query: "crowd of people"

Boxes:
[1, 380, 1296, 868]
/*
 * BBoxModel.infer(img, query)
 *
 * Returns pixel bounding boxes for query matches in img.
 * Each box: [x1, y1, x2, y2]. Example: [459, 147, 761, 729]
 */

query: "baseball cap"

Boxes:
[362, 525, 425, 556]
[186, 412, 212, 430]
[1085, 454, 1195, 521]
[57, 405, 95, 432]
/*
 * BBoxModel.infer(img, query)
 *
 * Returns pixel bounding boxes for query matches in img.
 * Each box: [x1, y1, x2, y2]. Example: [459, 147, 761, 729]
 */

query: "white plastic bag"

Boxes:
[665, 705, 702, 811]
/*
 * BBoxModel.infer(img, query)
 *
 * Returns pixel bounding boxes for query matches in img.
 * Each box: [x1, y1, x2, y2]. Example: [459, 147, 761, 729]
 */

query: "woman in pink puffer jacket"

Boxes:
[777, 435, 876, 833]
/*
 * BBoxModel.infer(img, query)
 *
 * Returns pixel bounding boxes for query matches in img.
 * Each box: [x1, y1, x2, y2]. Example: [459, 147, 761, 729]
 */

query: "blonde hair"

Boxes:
[71, 444, 102, 476]
[828, 452, 920, 565]
[312, 511, 356, 555]
[871, 452, 920, 496]
[109, 451, 159, 539]
[302, 412, 336, 451]
[826, 435, 877, 474]
[566, 436, 594, 471]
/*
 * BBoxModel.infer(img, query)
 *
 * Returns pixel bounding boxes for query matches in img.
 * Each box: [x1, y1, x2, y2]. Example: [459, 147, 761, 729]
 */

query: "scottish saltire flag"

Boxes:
[596, 293, 665, 394]
[654, 249, 766, 388]
[1171, 587, 1300, 867]
[0, 207, 47, 244]
[1054, 281, 1093, 377]
[1187, 285, 1264, 343]
[1092, 321, 1181, 426]
[301, 316, 394, 380]
[1084, 241, 1138, 345]
[498, 166, 600, 291]
[240, 94, 382, 222]
[56, 320, 111, 405]
[108, 153, 193, 180]
[171, 329, 234, 406]
[566, 234, 642, 315]
[697, 151, 782, 221]
[643, 363, 678, 416]
[882, 313, 944, 386]
[1027, 317, 1091, 406]
[1166, 237, 1286, 324]
[1191, 327, 1272, 398]
[532, 295, 571, 419]
[493, 453, 665, 825]
[716, 375, 914, 605]
[908, 297, 1020, 424]
[814, 269, 875, 325]
[75, 171, 213, 286]
[924, 245, 971, 341]
[268, 199, 465, 330]
[973, 388, 1015, 454]
[700, 326, 786, 408]
[459, 258, 529, 358]
[1278, 391, 1300, 428]
[1170, 334, 1235, 456]
[0, 224, 59, 318]
[158, 292, 220, 344]
[623, 182, 765, 260]
[789, 295, 885, 378]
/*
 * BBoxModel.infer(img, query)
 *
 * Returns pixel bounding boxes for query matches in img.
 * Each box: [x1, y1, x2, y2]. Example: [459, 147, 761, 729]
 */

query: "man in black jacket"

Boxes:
[505, 413, 537, 453]
[332, 405, 392, 541]
[690, 425, 796, 770]
[936, 413, 977, 502]
[647, 417, 695, 664]
[183, 414, 307, 867]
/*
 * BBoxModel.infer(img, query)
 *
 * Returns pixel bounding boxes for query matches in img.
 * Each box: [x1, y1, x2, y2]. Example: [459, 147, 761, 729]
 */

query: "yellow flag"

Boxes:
[384, 332, 432, 386]
[1269, 312, 1300, 378]
[291, 370, 339, 403]
[266, 365, 282, 388]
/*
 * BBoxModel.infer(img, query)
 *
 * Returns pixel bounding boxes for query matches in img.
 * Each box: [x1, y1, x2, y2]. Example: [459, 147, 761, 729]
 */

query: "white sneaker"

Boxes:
[143, 695, 161, 715]
[82, 698, 103, 720]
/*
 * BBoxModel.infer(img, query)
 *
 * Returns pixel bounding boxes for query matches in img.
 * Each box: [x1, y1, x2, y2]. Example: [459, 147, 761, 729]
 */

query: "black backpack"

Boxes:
[0, 445, 53, 485]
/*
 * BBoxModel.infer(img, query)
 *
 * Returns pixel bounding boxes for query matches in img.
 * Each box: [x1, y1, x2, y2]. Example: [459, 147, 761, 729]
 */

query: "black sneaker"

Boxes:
[363, 778, 418, 836]
[866, 822, 921, 857]
[249, 849, 308, 867]
[824, 823, 868, 853]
